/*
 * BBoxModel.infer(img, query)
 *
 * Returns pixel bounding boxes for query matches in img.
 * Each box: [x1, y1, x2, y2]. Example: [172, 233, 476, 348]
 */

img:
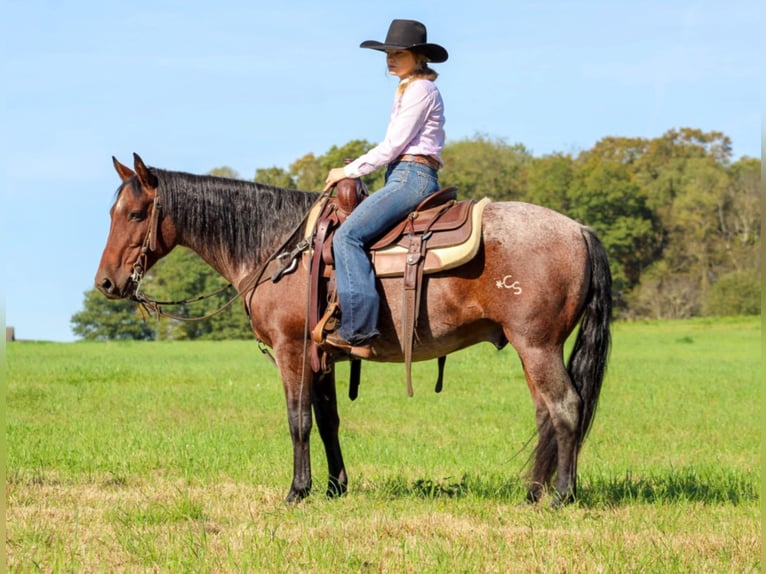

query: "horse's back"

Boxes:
[482, 201, 586, 246]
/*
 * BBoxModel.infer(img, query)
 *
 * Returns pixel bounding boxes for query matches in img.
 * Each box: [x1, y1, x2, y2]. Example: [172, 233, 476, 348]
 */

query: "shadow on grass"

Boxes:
[358, 468, 759, 507]
[577, 468, 759, 507]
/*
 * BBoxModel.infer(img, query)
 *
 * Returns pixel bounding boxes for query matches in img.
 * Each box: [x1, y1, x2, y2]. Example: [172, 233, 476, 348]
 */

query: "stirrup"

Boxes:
[323, 331, 373, 359]
[311, 301, 340, 345]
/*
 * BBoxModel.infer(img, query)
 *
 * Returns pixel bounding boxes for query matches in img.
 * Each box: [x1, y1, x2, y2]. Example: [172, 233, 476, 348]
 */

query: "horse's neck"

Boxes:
[180, 234, 290, 289]
[162, 176, 313, 288]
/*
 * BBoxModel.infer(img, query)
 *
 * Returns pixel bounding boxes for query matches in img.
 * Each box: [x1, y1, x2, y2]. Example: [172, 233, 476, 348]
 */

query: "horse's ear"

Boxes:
[133, 153, 158, 189]
[112, 156, 135, 181]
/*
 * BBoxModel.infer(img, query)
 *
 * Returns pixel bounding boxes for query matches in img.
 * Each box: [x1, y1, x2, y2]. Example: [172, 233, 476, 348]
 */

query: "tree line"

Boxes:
[72, 128, 760, 340]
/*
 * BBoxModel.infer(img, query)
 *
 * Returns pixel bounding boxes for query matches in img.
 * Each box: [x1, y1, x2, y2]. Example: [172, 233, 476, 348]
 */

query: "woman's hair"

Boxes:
[411, 50, 439, 81]
[397, 50, 439, 96]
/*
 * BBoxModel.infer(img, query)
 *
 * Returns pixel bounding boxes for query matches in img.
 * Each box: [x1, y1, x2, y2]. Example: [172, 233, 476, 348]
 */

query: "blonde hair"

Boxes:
[397, 50, 439, 96]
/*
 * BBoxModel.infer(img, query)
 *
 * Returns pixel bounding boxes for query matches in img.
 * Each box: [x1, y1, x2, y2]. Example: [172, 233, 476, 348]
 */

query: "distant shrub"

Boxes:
[704, 269, 761, 316]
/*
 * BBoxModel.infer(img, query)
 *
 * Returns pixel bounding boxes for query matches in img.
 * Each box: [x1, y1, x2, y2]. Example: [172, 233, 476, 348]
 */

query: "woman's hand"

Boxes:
[323, 167, 348, 192]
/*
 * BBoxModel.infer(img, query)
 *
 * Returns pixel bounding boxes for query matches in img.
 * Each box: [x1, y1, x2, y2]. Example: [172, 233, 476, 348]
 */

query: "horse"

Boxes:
[95, 153, 612, 505]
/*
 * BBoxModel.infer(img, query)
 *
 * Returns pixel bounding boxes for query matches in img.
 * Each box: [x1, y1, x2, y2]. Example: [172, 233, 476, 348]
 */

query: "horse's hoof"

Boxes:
[325, 480, 348, 499]
[284, 488, 310, 504]
[550, 491, 575, 508]
[526, 483, 544, 504]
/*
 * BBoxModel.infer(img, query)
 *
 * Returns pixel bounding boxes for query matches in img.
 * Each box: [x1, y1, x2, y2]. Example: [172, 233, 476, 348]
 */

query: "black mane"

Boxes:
[152, 168, 318, 266]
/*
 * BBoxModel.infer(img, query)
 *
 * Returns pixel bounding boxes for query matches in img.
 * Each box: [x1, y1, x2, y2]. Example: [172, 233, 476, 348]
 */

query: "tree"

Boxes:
[558, 129, 762, 319]
[286, 140, 384, 192]
[208, 166, 241, 180]
[255, 166, 296, 188]
[622, 261, 703, 319]
[71, 289, 155, 340]
[634, 128, 732, 215]
[667, 157, 730, 295]
[524, 153, 576, 213]
[564, 144, 662, 297]
[440, 134, 531, 201]
[719, 157, 760, 273]
[704, 269, 760, 316]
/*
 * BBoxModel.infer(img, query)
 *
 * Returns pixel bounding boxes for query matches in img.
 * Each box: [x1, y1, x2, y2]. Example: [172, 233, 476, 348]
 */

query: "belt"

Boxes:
[395, 154, 441, 170]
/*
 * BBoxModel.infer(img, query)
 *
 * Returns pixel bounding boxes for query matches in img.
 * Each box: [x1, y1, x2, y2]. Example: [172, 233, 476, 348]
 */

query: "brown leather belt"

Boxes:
[395, 154, 441, 170]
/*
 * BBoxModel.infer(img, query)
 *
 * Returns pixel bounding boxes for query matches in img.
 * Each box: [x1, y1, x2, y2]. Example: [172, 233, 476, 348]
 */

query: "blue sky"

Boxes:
[1, 0, 760, 342]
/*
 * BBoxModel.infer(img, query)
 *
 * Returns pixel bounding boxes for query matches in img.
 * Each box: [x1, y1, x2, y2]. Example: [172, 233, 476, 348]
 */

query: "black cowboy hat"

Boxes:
[360, 19, 448, 63]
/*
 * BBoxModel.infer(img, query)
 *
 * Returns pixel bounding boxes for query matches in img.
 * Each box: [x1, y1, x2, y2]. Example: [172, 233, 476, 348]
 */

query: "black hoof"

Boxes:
[284, 487, 311, 504]
[325, 478, 348, 499]
[550, 490, 575, 508]
[526, 483, 544, 504]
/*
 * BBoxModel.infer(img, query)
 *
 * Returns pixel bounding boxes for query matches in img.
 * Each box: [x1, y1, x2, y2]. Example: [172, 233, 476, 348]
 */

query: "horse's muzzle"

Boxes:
[96, 275, 135, 299]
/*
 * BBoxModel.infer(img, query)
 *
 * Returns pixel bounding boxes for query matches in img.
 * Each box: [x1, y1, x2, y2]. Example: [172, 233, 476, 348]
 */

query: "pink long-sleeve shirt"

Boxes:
[343, 77, 445, 178]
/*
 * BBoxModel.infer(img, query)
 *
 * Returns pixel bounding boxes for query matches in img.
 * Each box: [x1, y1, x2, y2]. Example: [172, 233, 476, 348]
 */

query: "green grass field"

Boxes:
[6, 317, 761, 572]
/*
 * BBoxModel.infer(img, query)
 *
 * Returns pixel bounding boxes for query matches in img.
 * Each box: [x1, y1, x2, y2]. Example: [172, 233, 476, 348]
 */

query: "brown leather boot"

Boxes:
[323, 332, 373, 359]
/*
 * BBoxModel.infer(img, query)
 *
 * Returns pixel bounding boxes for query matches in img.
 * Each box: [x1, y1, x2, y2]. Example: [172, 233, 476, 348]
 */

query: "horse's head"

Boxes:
[95, 153, 174, 299]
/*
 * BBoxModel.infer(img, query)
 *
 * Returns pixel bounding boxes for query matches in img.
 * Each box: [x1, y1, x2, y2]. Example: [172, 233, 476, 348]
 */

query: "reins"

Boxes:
[134, 283, 241, 322]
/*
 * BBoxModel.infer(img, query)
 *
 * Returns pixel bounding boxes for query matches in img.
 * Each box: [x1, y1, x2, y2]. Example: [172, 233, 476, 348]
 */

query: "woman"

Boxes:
[323, 19, 448, 357]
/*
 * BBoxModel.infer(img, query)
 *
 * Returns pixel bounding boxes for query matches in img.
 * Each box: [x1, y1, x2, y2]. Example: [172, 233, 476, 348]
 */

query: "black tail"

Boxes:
[567, 227, 612, 447]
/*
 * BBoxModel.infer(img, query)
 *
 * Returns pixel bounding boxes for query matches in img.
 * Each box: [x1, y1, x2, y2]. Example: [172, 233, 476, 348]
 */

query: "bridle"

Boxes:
[129, 195, 161, 288]
[128, 194, 242, 322]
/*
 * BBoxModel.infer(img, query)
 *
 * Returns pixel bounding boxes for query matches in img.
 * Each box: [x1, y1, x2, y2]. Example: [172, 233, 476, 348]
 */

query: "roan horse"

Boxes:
[96, 153, 612, 505]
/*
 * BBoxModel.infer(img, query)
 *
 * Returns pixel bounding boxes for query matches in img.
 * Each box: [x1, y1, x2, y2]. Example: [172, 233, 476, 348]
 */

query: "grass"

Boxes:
[6, 317, 761, 572]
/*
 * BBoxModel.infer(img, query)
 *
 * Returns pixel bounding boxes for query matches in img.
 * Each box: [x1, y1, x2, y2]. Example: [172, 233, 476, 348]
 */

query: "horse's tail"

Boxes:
[568, 227, 612, 448]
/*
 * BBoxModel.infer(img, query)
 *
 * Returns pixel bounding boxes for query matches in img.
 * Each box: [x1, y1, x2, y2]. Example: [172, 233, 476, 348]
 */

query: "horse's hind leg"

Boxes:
[526, 398, 557, 503]
[519, 345, 582, 505]
[311, 365, 348, 497]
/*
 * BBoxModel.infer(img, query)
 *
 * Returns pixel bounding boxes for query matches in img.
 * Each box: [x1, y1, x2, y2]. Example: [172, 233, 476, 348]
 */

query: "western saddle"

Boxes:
[271, 178, 488, 398]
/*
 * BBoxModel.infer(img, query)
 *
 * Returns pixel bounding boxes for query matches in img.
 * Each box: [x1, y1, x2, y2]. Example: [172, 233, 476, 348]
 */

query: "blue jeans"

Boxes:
[333, 160, 440, 344]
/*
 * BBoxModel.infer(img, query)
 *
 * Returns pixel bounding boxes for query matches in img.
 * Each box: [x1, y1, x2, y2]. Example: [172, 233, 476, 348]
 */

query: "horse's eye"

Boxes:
[129, 210, 147, 221]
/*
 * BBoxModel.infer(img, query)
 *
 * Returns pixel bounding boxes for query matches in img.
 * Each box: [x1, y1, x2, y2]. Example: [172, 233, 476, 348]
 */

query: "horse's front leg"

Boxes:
[277, 349, 315, 503]
[312, 364, 348, 497]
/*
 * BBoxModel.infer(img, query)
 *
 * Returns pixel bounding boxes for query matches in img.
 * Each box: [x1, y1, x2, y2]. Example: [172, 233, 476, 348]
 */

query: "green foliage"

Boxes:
[254, 166, 295, 188]
[525, 153, 575, 211]
[440, 134, 532, 200]
[287, 152, 324, 191]
[704, 269, 761, 316]
[207, 166, 240, 180]
[567, 151, 661, 294]
[285, 140, 385, 192]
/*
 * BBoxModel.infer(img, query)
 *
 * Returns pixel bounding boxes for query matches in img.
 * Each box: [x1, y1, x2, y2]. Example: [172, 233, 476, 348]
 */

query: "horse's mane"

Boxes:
[151, 168, 318, 266]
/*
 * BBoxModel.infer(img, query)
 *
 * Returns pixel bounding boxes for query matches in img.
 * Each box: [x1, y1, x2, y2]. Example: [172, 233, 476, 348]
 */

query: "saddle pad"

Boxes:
[371, 197, 491, 277]
[304, 198, 328, 241]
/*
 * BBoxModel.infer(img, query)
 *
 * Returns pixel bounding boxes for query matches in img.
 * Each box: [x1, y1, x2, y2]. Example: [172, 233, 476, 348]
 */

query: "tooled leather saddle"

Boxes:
[274, 178, 485, 398]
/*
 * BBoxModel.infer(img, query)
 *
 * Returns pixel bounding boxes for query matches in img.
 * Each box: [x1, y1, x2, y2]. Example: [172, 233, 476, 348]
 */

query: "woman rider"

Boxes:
[323, 19, 448, 358]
